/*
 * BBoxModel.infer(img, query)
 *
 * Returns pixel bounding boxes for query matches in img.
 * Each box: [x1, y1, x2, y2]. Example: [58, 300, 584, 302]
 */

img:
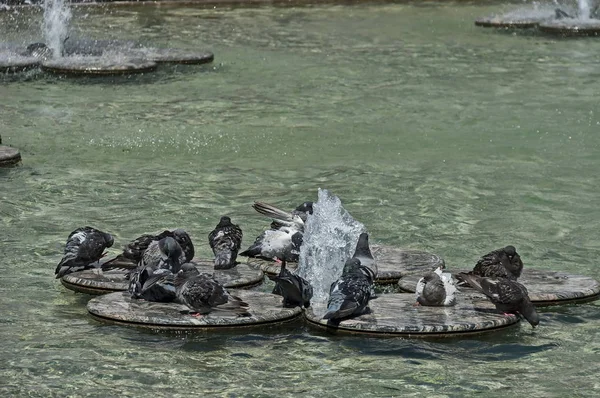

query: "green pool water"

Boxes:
[1, 2, 600, 396]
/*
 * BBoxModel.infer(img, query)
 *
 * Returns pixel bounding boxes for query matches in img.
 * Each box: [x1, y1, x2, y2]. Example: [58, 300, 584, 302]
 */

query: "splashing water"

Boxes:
[578, 0, 591, 19]
[298, 189, 367, 313]
[43, 0, 71, 58]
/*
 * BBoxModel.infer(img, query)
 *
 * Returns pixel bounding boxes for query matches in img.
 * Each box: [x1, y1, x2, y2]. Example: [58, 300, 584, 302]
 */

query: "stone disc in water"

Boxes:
[305, 293, 519, 337]
[398, 268, 600, 306]
[135, 48, 215, 65]
[41, 57, 157, 76]
[60, 259, 265, 295]
[0, 56, 40, 74]
[87, 290, 302, 330]
[246, 245, 444, 285]
[538, 19, 600, 36]
[474, 16, 544, 29]
[0, 145, 22, 167]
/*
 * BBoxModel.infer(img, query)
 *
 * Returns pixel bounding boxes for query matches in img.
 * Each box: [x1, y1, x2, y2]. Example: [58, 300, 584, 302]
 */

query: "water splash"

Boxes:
[298, 189, 366, 313]
[43, 0, 71, 58]
[578, 0, 591, 19]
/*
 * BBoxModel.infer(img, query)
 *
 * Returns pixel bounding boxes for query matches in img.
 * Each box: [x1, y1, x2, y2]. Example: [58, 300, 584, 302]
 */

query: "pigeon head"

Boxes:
[159, 236, 183, 261]
[172, 229, 195, 262]
[520, 301, 540, 328]
[295, 202, 314, 215]
[342, 257, 362, 274]
[103, 232, 115, 248]
[216, 216, 232, 227]
[422, 270, 441, 284]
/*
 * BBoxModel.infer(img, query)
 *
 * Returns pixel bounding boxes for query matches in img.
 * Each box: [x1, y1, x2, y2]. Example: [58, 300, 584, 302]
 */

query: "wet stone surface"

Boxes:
[398, 268, 600, 306]
[41, 57, 158, 76]
[246, 245, 444, 284]
[0, 145, 22, 166]
[87, 290, 302, 329]
[538, 19, 600, 36]
[474, 16, 546, 29]
[61, 259, 265, 295]
[305, 293, 519, 337]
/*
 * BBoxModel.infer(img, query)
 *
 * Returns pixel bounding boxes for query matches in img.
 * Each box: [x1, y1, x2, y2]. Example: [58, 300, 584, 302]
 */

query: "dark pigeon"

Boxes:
[458, 273, 539, 328]
[130, 263, 199, 302]
[415, 266, 457, 306]
[472, 245, 523, 280]
[268, 260, 313, 308]
[352, 232, 377, 274]
[208, 216, 243, 270]
[55, 226, 114, 278]
[103, 229, 194, 271]
[175, 272, 250, 317]
[322, 258, 375, 322]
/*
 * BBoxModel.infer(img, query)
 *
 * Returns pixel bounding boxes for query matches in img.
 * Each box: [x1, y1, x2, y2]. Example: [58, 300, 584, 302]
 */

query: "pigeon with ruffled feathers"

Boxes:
[458, 273, 539, 328]
[269, 260, 313, 308]
[131, 263, 199, 302]
[55, 226, 114, 278]
[269, 201, 313, 230]
[472, 245, 523, 280]
[208, 216, 243, 270]
[323, 258, 375, 322]
[415, 265, 457, 306]
[175, 272, 250, 317]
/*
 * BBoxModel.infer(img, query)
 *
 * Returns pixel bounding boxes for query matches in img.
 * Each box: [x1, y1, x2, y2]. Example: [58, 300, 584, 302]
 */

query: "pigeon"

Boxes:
[415, 266, 457, 306]
[472, 245, 523, 280]
[128, 236, 186, 296]
[23, 43, 52, 59]
[239, 227, 303, 262]
[457, 273, 539, 328]
[351, 232, 377, 274]
[55, 226, 114, 278]
[252, 201, 306, 232]
[103, 229, 194, 271]
[130, 263, 199, 302]
[208, 216, 243, 270]
[269, 201, 313, 230]
[175, 272, 250, 317]
[322, 258, 375, 322]
[268, 260, 313, 308]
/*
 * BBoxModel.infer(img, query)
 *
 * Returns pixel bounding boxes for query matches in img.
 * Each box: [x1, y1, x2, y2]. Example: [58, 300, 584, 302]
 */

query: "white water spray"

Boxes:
[43, 0, 71, 58]
[298, 189, 367, 314]
[578, 0, 591, 19]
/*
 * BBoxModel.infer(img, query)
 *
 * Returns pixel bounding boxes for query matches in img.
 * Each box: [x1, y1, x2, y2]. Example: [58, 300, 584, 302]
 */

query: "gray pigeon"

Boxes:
[352, 232, 377, 274]
[175, 272, 250, 317]
[269, 201, 313, 230]
[131, 263, 199, 302]
[415, 266, 457, 306]
[323, 258, 375, 322]
[239, 227, 303, 262]
[269, 260, 313, 308]
[208, 216, 243, 270]
[472, 245, 523, 280]
[457, 273, 539, 328]
[55, 226, 114, 278]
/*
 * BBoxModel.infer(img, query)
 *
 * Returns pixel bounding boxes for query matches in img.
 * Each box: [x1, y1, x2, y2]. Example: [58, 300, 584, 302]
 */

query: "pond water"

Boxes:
[1, 2, 600, 396]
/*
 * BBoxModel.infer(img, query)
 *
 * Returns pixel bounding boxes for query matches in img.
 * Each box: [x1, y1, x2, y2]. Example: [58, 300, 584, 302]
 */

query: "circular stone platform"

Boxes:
[305, 294, 519, 337]
[87, 290, 302, 330]
[41, 57, 157, 76]
[398, 268, 600, 306]
[132, 48, 214, 65]
[0, 57, 40, 74]
[246, 245, 444, 285]
[474, 16, 544, 29]
[0, 145, 22, 166]
[538, 20, 600, 36]
[60, 259, 264, 295]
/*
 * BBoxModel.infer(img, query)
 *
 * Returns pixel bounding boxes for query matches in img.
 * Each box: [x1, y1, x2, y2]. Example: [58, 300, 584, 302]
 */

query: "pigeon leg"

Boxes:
[190, 313, 203, 318]
[274, 257, 282, 264]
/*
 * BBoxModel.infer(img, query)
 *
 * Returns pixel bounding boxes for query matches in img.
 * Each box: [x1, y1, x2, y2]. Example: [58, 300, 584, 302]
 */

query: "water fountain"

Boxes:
[475, 0, 600, 35]
[0, 1, 213, 77]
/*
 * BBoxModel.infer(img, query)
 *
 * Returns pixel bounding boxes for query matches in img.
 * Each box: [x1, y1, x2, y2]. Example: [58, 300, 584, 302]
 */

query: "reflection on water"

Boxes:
[2, 2, 600, 397]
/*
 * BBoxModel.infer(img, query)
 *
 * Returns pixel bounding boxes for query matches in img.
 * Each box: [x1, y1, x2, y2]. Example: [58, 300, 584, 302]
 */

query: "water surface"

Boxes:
[1, 2, 600, 397]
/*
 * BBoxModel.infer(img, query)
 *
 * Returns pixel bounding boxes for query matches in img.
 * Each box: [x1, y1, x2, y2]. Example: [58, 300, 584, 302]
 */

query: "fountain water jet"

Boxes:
[297, 189, 367, 314]
[42, 0, 71, 58]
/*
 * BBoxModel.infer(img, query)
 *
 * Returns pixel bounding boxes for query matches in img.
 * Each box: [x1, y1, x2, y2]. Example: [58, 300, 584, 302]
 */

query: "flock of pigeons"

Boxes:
[53, 200, 540, 327]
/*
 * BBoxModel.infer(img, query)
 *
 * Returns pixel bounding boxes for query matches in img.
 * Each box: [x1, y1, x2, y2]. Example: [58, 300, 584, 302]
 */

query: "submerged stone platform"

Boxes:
[61, 259, 264, 295]
[246, 245, 444, 285]
[0, 145, 22, 166]
[474, 16, 544, 29]
[87, 290, 302, 330]
[538, 19, 600, 36]
[305, 293, 519, 337]
[41, 57, 158, 76]
[398, 268, 600, 306]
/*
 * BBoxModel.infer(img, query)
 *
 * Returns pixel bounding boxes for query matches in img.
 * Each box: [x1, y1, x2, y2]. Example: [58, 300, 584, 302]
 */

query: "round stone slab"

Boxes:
[0, 56, 40, 73]
[87, 290, 302, 330]
[245, 245, 444, 284]
[133, 48, 214, 65]
[60, 260, 264, 295]
[41, 57, 157, 76]
[474, 16, 543, 29]
[305, 293, 519, 337]
[398, 268, 600, 306]
[0, 145, 22, 167]
[539, 20, 600, 36]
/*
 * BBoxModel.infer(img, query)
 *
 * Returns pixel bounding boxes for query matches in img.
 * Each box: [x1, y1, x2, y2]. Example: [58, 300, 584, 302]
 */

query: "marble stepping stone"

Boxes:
[398, 268, 600, 306]
[41, 57, 157, 76]
[305, 293, 519, 337]
[538, 20, 600, 36]
[87, 290, 302, 330]
[0, 145, 22, 167]
[131, 48, 215, 65]
[60, 259, 264, 295]
[246, 245, 444, 285]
